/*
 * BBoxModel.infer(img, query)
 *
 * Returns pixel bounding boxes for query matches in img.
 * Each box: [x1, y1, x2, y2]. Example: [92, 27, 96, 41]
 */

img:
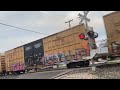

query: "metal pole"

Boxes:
[83, 11, 95, 71]
[83, 11, 92, 50]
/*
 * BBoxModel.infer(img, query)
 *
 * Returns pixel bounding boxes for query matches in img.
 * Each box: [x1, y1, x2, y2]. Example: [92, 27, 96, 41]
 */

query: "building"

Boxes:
[103, 11, 120, 55]
[43, 24, 92, 63]
[0, 53, 5, 73]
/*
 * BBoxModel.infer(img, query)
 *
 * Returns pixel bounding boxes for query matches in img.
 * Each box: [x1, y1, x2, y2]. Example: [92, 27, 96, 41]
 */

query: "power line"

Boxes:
[38, 11, 78, 28]
[0, 22, 48, 35]
[0, 12, 85, 36]
[0, 12, 77, 37]
[39, 11, 67, 22]
[39, 12, 68, 28]
[39, 12, 65, 24]
[35, 11, 67, 30]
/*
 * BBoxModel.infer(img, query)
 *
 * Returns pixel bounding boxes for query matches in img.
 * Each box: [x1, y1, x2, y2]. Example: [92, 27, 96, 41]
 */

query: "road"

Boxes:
[0, 69, 68, 79]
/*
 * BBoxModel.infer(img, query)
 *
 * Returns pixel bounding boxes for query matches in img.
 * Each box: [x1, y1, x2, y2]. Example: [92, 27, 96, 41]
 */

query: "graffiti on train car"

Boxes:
[24, 39, 44, 67]
[43, 52, 65, 65]
[11, 62, 25, 71]
[43, 48, 88, 65]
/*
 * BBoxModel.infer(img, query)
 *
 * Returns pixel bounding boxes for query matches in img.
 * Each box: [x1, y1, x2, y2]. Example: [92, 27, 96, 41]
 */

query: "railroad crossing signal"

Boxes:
[87, 31, 98, 39]
[89, 42, 94, 47]
[89, 42, 96, 49]
[93, 32, 98, 38]
[79, 33, 88, 40]
[79, 33, 85, 39]
[79, 31, 98, 40]
[78, 11, 97, 71]
[78, 11, 90, 25]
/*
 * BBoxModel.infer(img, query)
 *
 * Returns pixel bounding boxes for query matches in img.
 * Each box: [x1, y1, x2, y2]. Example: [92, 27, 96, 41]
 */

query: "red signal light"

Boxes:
[79, 33, 85, 39]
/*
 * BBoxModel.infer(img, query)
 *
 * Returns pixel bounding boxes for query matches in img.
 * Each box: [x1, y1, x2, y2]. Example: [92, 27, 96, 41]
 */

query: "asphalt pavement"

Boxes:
[18, 69, 68, 79]
[0, 69, 67, 79]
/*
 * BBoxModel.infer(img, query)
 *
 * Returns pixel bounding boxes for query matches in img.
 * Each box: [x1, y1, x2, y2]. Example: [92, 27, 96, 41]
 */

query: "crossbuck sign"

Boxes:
[78, 11, 90, 26]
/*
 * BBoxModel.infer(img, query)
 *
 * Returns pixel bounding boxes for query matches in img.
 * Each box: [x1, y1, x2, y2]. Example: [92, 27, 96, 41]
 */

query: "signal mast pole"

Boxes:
[78, 11, 95, 71]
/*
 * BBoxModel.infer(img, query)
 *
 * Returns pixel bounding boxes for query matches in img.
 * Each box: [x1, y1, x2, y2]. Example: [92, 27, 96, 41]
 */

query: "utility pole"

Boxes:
[65, 19, 73, 28]
[78, 11, 95, 71]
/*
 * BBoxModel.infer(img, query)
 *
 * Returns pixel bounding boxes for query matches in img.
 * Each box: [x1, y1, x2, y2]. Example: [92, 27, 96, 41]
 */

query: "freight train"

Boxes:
[102, 11, 120, 59]
[0, 24, 92, 75]
[0, 12, 120, 76]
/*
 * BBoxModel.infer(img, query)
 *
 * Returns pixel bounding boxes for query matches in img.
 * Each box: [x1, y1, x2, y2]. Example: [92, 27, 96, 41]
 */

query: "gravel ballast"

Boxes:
[55, 65, 120, 79]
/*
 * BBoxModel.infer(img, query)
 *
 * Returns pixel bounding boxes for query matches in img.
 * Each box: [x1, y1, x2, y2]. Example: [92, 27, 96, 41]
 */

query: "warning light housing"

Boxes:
[79, 33, 85, 39]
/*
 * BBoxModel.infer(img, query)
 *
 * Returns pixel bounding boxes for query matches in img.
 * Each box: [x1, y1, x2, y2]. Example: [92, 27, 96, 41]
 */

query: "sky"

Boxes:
[0, 11, 115, 53]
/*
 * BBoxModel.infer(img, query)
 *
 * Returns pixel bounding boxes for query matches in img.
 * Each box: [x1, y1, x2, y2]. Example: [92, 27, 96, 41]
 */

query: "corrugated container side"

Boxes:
[5, 46, 25, 72]
[103, 11, 120, 54]
[43, 24, 92, 64]
[0, 54, 6, 72]
[0, 60, 1, 72]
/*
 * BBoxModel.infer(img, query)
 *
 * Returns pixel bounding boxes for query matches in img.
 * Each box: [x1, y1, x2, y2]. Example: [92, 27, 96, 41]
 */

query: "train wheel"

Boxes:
[22, 70, 25, 73]
[6, 72, 9, 75]
[79, 61, 85, 67]
[71, 63, 76, 68]
[84, 60, 89, 67]
[16, 71, 21, 74]
[67, 64, 70, 68]
[11, 71, 15, 75]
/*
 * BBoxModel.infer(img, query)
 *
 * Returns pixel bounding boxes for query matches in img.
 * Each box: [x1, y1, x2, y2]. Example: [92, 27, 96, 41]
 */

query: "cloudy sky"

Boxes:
[0, 11, 115, 53]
